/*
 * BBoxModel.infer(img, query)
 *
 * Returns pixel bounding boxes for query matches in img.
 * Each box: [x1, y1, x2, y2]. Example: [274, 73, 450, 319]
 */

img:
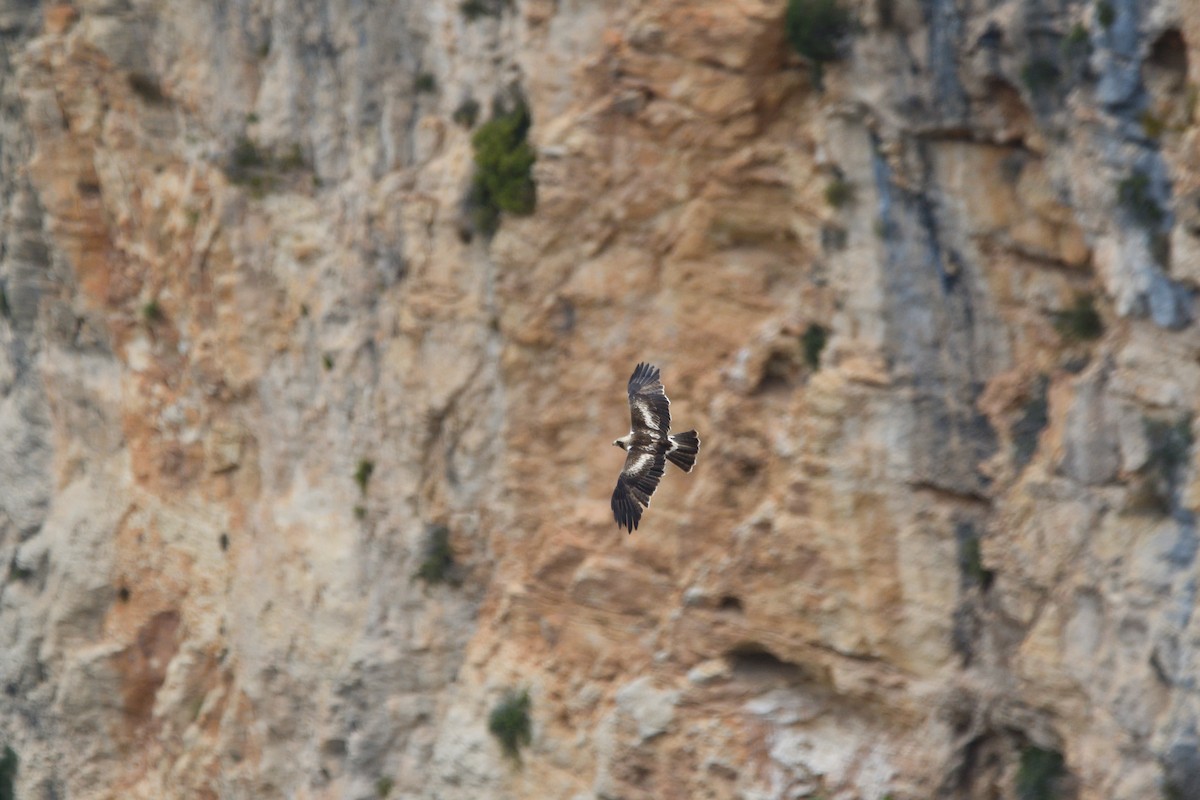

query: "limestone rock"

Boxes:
[1, 0, 1199, 798]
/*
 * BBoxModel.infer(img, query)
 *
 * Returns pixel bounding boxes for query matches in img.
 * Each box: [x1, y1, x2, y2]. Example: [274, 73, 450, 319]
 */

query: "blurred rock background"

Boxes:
[0, 0, 1198, 798]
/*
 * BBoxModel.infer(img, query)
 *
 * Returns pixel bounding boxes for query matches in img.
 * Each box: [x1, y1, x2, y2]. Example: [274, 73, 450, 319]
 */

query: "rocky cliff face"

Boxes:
[0, 0, 1198, 798]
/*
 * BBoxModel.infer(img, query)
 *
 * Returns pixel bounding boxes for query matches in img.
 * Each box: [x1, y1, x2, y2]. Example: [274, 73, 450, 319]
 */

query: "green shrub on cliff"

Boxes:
[468, 103, 537, 237]
[354, 458, 375, 494]
[488, 689, 532, 762]
[225, 136, 310, 196]
[1016, 745, 1065, 800]
[1052, 293, 1103, 342]
[0, 746, 16, 800]
[1116, 169, 1165, 229]
[141, 298, 164, 323]
[785, 0, 854, 70]
[802, 323, 828, 369]
[414, 524, 455, 585]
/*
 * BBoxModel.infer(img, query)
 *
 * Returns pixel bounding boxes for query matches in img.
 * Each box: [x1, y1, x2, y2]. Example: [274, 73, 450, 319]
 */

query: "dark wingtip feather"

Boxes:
[611, 480, 644, 533]
[627, 362, 662, 395]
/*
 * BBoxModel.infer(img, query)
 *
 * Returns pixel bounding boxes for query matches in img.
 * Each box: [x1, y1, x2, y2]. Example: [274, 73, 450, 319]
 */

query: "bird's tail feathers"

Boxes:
[666, 430, 700, 472]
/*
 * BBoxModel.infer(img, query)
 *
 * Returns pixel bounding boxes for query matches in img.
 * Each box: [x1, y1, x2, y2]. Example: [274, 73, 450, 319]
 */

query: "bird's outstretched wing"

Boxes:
[627, 362, 670, 440]
[611, 449, 666, 533]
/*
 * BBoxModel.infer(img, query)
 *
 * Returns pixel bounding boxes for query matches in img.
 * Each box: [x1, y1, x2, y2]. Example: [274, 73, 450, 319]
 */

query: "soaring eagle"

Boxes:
[611, 362, 700, 532]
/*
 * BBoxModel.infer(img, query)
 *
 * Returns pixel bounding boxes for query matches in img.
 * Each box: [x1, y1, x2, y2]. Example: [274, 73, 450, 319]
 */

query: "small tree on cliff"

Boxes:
[467, 101, 536, 237]
[785, 0, 855, 85]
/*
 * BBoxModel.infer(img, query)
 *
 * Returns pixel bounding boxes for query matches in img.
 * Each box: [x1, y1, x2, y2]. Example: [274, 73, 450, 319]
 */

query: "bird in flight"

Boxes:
[611, 362, 700, 532]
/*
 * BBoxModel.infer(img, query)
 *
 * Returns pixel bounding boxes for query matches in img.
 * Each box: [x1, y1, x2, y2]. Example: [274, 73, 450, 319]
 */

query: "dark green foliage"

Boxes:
[8, 556, 34, 582]
[453, 97, 481, 128]
[785, 0, 854, 65]
[488, 689, 532, 762]
[322, 354, 334, 371]
[955, 522, 994, 591]
[226, 136, 309, 194]
[1117, 170, 1165, 229]
[414, 73, 437, 94]
[375, 776, 394, 797]
[277, 143, 306, 172]
[141, 298, 164, 323]
[1052, 293, 1103, 342]
[959, 533, 986, 586]
[1131, 415, 1194, 514]
[1016, 746, 1065, 800]
[354, 504, 367, 520]
[354, 459, 375, 495]
[802, 323, 828, 370]
[824, 176, 855, 208]
[460, 0, 487, 19]
[1021, 58, 1061, 94]
[415, 524, 455, 584]
[1140, 110, 1166, 139]
[0, 284, 9, 319]
[1060, 24, 1092, 65]
[1012, 376, 1049, 468]
[128, 72, 168, 105]
[1064, 23, 1089, 49]
[1096, 1, 1115, 28]
[468, 103, 536, 237]
[461, 0, 507, 20]
[0, 746, 16, 800]
[230, 136, 266, 174]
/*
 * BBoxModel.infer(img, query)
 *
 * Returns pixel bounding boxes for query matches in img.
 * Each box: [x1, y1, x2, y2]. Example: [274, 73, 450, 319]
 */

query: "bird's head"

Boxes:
[613, 435, 630, 451]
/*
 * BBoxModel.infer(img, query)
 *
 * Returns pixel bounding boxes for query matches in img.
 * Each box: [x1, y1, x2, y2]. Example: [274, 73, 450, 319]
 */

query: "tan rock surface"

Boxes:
[0, 1, 1199, 799]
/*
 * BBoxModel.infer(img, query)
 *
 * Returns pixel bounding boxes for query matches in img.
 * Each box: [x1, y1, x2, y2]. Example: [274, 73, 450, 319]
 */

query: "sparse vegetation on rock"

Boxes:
[956, 524, 993, 590]
[1016, 746, 1065, 800]
[1021, 58, 1061, 94]
[453, 97, 480, 128]
[803, 323, 828, 369]
[1116, 169, 1165, 229]
[225, 136, 309, 195]
[785, 0, 854, 69]
[488, 690, 532, 762]
[0, 746, 16, 800]
[141, 298, 164, 323]
[354, 459, 375, 494]
[466, 102, 536, 237]
[460, 0, 507, 21]
[824, 175, 854, 208]
[414, 524, 455, 585]
[414, 73, 437, 94]
[1052, 293, 1103, 342]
